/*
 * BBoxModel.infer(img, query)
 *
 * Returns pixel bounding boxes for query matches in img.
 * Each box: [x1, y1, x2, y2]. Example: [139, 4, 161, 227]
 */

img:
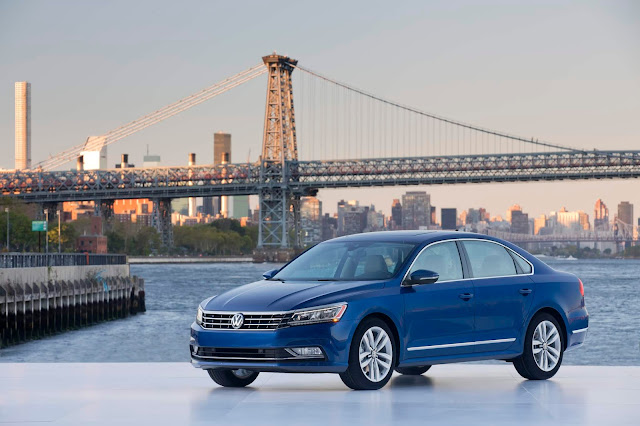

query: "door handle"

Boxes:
[519, 288, 533, 295]
[458, 293, 474, 300]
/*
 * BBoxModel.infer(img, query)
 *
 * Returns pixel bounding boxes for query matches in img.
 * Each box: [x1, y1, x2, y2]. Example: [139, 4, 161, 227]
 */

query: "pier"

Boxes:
[0, 253, 145, 348]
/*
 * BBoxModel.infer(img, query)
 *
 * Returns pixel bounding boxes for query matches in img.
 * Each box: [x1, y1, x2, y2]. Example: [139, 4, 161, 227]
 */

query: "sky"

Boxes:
[1, 0, 639, 220]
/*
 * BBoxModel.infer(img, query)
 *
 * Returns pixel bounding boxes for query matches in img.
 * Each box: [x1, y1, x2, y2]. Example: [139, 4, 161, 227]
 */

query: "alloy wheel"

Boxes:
[532, 320, 561, 372]
[358, 326, 393, 382]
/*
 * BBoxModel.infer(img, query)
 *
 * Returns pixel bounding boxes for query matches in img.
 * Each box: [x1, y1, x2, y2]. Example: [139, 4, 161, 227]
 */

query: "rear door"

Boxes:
[460, 240, 535, 353]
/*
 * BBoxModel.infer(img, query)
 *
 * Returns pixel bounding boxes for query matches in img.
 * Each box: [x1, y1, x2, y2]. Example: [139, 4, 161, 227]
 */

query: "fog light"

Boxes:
[286, 347, 323, 358]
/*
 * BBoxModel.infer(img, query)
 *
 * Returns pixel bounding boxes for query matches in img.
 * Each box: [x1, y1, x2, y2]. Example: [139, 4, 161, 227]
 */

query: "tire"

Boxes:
[395, 365, 431, 375]
[340, 318, 397, 390]
[513, 313, 564, 380]
[208, 369, 259, 387]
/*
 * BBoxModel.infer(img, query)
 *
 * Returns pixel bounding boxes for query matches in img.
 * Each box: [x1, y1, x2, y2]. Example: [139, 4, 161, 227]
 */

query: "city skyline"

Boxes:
[1, 1, 639, 218]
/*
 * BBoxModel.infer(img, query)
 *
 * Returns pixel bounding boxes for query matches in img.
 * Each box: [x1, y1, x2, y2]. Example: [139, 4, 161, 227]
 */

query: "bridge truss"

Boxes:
[4, 151, 640, 203]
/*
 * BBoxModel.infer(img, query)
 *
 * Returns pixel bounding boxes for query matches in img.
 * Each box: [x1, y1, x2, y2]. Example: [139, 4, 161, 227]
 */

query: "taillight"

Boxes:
[578, 279, 584, 297]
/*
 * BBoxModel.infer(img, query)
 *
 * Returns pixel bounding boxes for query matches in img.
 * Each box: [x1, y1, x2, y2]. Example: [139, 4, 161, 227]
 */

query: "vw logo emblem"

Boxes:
[231, 313, 244, 329]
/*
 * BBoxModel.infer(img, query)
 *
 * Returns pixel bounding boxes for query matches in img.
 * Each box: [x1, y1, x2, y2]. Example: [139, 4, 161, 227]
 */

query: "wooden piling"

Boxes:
[0, 275, 145, 349]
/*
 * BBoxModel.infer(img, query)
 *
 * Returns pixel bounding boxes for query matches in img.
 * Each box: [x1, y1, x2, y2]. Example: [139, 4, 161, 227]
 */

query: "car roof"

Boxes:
[329, 230, 491, 244]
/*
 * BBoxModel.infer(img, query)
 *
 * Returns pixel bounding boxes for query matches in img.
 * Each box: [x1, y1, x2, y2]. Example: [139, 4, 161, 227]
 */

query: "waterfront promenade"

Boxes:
[1, 363, 638, 425]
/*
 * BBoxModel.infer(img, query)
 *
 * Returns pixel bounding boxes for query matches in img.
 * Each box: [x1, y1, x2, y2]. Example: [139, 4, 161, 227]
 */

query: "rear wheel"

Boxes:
[208, 369, 259, 387]
[513, 313, 564, 380]
[395, 365, 431, 375]
[340, 318, 396, 390]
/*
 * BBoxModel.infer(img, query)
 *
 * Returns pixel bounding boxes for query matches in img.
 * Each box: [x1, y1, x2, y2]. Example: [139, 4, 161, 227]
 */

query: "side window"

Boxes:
[409, 241, 463, 282]
[462, 240, 517, 278]
[510, 250, 533, 274]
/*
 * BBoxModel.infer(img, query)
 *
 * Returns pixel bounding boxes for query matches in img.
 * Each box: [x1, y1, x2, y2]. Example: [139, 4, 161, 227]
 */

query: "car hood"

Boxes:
[202, 279, 385, 312]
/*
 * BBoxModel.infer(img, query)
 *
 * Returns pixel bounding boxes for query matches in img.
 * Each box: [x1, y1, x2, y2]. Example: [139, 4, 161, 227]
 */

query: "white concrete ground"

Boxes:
[1, 363, 638, 425]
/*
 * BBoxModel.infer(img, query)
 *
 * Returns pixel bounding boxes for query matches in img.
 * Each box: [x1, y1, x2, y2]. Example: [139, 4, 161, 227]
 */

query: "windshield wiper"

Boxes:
[315, 278, 337, 281]
[268, 277, 286, 282]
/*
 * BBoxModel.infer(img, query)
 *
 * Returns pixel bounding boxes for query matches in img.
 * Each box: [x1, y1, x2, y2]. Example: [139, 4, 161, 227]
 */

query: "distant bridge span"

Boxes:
[3, 150, 640, 204]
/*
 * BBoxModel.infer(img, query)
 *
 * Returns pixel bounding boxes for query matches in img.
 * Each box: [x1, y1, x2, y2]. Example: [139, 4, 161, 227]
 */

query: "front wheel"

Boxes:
[395, 365, 431, 375]
[340, 318, 396, 390]
[208, 369, 259, 387]
[513, 313, 564, 380]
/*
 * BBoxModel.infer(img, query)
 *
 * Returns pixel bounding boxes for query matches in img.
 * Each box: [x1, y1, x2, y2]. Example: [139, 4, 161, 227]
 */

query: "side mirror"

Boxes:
[262, 269, 279, 280]
[404, 269, 439, 286]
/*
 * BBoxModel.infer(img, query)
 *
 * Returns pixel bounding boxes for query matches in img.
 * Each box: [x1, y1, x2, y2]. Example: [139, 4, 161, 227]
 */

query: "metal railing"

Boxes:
[0, 253, 127, 269]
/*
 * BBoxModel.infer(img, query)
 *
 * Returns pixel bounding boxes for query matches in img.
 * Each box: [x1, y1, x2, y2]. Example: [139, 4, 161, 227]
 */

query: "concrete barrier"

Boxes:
[0, 270, 144, 348]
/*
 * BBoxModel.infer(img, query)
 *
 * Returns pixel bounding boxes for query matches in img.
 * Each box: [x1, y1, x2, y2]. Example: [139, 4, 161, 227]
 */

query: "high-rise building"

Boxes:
[534, 215, 547, 235]
[301, 197, 322, 244]
[337, 200, 350, 235]
[343, 205, 369, 236]
[232, 196, 250, 219]
[401, 191, 430, 230]
[336, 200, 368, 236]
[617, 201, 634, 238]
[594, 199, 609, 231]
[15, 82, 31, 170]
[441, 208, 457, 230]
[143, 154, 161, 168]
[80, 136, 107, 170]
[617, 201, 633, 227]
[366, 206, 385, 231]
[214, 132, 232, 164]
[506, 204, 522, 223]
[390, 199, 402, 230]
[554, 207, 590, 231]
[510, 210, 530, 234]
[188, 153, 197, 217]
[206, 132, 233, 217]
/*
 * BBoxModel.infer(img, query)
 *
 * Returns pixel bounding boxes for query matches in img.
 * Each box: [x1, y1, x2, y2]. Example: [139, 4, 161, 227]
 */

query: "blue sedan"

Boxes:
[190, 231, 588, 390]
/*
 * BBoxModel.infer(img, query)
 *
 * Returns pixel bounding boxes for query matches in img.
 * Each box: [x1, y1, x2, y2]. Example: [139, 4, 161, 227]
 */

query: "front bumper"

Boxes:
[190, 319, 355, 373]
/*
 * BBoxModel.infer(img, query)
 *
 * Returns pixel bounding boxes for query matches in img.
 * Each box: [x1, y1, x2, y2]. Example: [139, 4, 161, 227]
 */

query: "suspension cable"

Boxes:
[36, 64, 267, 170]
[291, 63, 583, 153]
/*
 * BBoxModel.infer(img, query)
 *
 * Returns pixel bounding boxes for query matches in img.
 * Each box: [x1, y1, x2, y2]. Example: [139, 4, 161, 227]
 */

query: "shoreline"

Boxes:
[128, 256, 255, 264]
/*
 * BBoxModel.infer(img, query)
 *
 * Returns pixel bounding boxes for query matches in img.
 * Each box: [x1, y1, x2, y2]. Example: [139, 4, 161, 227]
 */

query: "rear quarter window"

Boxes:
[462, 240, 518, 278]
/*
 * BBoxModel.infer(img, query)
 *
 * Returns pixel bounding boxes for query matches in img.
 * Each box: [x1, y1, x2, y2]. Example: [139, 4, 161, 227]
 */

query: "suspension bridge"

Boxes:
[2, 53, 639, 254]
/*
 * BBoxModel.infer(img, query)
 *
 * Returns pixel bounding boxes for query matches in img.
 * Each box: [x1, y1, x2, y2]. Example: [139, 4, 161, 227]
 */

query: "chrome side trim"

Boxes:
[572, 327, 588, 334]
[402, 237, 535, 285]
[407, 337, 516, 352]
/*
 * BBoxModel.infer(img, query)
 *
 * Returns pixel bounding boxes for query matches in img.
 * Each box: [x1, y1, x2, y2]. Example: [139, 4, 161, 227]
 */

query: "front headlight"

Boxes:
[196, 306, 204, 325]
[289, 303, 348, 326]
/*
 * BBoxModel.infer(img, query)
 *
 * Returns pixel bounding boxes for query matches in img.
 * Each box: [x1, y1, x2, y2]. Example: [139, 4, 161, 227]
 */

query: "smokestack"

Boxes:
[76, 155, 84, 171]
[121, 154, 129, 169]
[220, 153, 229, 218]
[188, 153, 197, 217]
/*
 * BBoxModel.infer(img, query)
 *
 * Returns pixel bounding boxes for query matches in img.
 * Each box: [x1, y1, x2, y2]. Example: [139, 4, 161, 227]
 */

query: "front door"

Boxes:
[402, 241, 475, 359]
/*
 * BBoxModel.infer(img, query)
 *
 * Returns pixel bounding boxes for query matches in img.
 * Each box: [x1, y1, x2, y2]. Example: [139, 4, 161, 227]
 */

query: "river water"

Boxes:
[1, 258, 638, 365]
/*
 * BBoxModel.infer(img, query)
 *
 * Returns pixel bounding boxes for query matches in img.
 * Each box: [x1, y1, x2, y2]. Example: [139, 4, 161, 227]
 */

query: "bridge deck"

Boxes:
[1, 363, 637, 425]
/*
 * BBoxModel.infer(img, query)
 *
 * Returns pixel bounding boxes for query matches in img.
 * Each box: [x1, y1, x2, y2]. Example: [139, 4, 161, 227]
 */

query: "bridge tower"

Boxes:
[257, 53, 302, 256]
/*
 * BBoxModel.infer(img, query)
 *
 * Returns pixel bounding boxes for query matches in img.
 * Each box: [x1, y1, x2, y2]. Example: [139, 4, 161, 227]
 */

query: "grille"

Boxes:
[192, 346, 294, 361]
[201, 312, 290, 330]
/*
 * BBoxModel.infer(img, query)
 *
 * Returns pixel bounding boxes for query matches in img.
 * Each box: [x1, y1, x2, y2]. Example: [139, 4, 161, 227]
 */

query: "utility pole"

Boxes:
[58, 209, 61, 253]
[44, 208, 49, 254]
[4, 208, 9, 252]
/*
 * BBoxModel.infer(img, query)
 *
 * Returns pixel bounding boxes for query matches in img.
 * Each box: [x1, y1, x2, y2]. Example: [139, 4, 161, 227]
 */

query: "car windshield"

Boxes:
[273, 241, 417, 281]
